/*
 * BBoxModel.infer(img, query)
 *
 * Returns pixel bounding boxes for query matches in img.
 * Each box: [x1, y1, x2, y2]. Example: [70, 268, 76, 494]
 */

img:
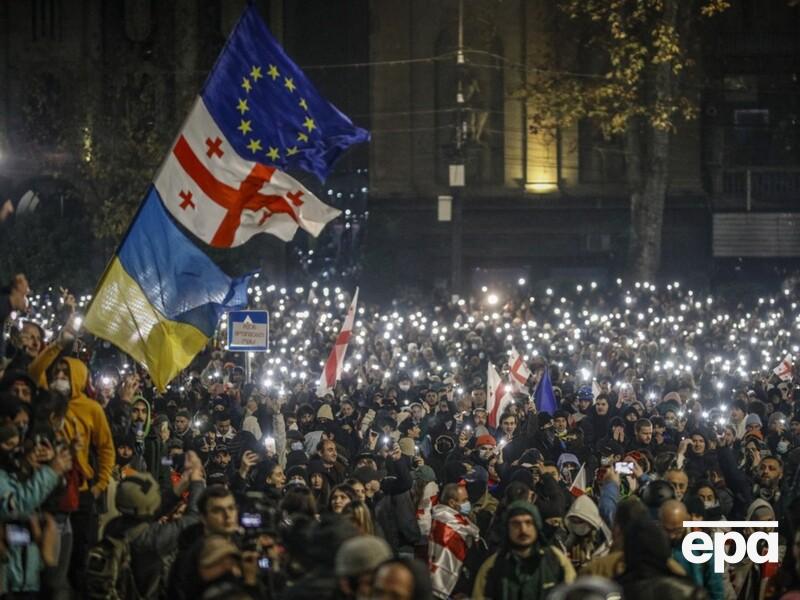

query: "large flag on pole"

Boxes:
[487, 364, 514, 428]
[507, 347, 532, 394]
[85, 4, 367, 390]
[85, 189, 249, 390]
[533, 365, 558, 415]
[317, 289, 359, 397]
[155, 4, 368, 247]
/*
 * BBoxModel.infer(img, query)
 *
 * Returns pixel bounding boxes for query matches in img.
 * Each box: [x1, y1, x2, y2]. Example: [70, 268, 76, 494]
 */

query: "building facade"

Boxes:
[366, 0, 800, 294]
[0, 1, 798, 293]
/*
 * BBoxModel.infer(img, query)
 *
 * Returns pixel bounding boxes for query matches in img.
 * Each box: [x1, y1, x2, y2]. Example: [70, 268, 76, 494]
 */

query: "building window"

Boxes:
[578, 120, 626, 184]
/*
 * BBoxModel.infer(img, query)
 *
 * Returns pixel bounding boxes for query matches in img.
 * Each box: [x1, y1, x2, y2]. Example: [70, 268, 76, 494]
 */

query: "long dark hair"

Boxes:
[327, 483, 358, 513]
[280, 485, 318, 519]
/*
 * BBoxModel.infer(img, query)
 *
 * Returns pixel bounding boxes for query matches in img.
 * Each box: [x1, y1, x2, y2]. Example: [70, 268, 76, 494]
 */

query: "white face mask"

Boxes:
[399, 383, 411, 392]
[50, 379, 70, 396]
[291, 441, 304, 451]
[570, 521, 592, 537]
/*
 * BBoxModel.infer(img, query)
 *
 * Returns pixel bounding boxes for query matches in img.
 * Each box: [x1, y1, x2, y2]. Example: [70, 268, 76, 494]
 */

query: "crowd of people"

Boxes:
[1, 271, 800, 599]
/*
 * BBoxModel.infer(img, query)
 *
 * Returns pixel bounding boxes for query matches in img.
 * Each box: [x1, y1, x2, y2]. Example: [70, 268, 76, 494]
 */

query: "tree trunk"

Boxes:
[624, 0, 678, 282]
[626, 122, 669, 281]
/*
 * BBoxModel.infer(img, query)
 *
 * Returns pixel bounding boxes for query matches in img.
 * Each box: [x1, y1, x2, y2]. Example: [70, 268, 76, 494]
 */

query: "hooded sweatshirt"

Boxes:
[29, 345, 115, 496]
[473, 501, 575, 600]
[563, 495, 612, 565]
[131, 396, 168, 486]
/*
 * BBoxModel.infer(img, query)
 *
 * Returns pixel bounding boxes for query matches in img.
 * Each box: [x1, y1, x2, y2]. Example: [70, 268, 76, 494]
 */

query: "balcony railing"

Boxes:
[716, 167, 800, 210]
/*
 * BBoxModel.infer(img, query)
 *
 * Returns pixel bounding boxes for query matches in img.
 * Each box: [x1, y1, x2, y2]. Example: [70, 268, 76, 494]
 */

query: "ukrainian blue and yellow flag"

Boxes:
[84, 187, 249, 390]
[84, 3, 367, 390]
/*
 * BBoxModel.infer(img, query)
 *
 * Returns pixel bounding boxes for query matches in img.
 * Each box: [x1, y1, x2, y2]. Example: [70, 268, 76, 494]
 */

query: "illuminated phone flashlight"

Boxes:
[194, 419, 202, 428]
[677, 410, 685, 418]
[702, 411, 709, 419]
[383, 436, 390, 445]
[465, 424, 472, 431]
[70, 315, 83, 331]
[102, 377, 111, 386]
[498, 439, 507, 448]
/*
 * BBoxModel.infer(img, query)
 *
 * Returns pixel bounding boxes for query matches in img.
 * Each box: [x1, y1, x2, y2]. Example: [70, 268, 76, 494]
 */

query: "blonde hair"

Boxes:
[343, 500, 374, 535]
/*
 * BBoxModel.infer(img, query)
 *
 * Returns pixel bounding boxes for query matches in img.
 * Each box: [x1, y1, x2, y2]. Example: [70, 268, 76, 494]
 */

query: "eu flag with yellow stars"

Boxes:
[201, 3, 369, 181]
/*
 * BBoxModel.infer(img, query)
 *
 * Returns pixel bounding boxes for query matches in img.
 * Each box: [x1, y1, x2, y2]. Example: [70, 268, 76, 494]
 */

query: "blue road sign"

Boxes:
[226, 310, 269, 352]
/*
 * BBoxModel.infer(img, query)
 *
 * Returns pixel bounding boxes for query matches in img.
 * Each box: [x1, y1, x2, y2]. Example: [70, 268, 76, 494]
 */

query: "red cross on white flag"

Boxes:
[487, 364, 514, 429]
[154, 98, 340, 248]
[773, 354, 794, 382]
[507, 347, 532, 394]
[569, 464, 587, 497]
[317, 289, 359, 397]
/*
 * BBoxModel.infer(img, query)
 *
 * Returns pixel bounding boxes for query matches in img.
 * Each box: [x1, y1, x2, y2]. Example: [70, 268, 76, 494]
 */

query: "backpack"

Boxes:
[85, 522, 152, 600]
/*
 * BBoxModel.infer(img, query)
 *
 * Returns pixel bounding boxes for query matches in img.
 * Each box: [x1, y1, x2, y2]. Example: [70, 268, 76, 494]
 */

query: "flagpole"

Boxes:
[82, 184, 153, 320]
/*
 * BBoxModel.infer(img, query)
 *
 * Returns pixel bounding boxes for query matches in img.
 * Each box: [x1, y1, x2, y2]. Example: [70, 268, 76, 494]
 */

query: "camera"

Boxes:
[238, 492, 279, 540]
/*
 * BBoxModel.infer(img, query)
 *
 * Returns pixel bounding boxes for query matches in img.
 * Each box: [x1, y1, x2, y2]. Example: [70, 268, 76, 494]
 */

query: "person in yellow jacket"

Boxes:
[28, 337, 116, 596]
[29, 341, 115, 498]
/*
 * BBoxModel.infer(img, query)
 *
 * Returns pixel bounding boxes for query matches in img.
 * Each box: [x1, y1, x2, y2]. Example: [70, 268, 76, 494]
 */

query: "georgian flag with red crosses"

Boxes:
[153, 4, 368, 248]
[154, 99, 340, 248]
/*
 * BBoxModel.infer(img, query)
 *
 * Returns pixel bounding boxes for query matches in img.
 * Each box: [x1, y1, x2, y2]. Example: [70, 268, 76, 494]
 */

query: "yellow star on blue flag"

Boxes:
[200, 4, 369, 180]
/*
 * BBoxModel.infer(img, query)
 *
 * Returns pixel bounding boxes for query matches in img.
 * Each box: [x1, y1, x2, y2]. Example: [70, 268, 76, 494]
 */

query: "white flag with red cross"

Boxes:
[487, 363, 514, 429]
[154, 98, 340, 248]
[316, 288, 359, 397]
[507, 347, 532, 394]
[569, 464, 587, 497]
[774, 354, 794, 382]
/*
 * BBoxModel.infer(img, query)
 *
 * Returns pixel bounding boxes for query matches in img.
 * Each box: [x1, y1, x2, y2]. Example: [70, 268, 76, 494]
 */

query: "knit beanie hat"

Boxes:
[768, 412, 787, 428]
[412, 465, 437, 483]
[317, 404, 334, 421]
[286, 450, 309, 469]
[536, 489, 567, 521]
[334, 535, 393, 577]
[398, 437, 416, 457]
[116, 472, 162, 518]
[745, 413, 763, 428]
[475, 434, 496, 447]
